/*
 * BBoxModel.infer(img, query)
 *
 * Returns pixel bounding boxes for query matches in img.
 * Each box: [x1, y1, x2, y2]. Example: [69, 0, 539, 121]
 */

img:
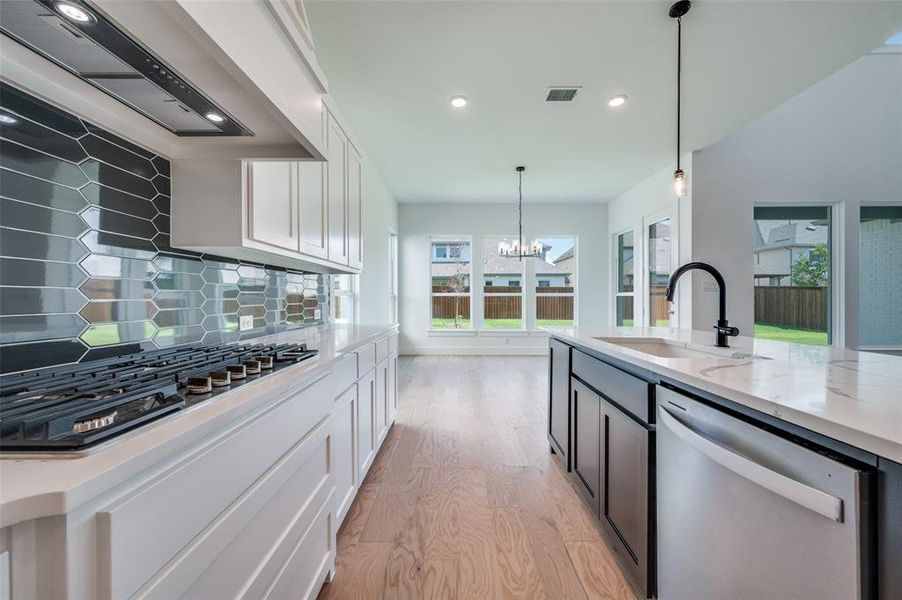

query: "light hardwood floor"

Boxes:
[318, 355, 638, 600]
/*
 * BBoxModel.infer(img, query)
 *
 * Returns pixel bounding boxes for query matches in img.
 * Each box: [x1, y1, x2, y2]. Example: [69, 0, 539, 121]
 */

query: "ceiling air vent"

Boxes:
[545, 87, 580, 102]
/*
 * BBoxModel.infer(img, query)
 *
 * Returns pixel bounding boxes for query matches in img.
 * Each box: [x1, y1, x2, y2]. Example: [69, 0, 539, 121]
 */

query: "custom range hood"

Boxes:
[0, 0, 252, 136]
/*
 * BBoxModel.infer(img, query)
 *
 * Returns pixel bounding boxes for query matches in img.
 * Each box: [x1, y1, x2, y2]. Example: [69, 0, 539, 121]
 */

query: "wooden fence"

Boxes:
[754, 286, 827, 331]
[431, 287, 573, 320]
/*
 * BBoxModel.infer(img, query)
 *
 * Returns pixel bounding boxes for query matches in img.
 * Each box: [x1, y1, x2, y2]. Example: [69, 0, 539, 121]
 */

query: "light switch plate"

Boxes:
[239, 315, 254, 331]
[701, 281, 719, 292]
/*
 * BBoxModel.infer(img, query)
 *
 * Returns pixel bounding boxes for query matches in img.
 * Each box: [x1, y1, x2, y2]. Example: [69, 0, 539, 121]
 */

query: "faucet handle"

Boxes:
[714, 323, 739, 337]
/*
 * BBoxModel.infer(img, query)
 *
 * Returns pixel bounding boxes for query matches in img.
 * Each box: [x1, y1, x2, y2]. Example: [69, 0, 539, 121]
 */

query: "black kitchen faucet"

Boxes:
[665, 262, 739, 348]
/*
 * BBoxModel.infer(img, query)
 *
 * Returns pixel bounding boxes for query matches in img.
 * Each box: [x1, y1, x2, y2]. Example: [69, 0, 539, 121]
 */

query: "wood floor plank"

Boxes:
[338, 482, 381, 551]
[492, 507, 548, 599]
[328, 357, 635, 600]
[565, 541, 638, 600]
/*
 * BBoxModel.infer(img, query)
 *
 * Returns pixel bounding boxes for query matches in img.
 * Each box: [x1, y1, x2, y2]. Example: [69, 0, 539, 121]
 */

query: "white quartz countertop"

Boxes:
[0, 323, 398, 528]
[544, 326, 902, 463]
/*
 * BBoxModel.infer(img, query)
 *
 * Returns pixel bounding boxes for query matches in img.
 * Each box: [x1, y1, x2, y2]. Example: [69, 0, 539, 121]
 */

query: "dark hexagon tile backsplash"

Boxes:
[0, 82, 327, 374]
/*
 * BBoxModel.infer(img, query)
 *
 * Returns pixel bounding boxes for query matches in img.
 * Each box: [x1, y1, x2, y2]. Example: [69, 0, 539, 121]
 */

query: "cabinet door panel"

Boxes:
[347, 146, 362, 269]
[375, 359, 388, 444]
[357, 371, 376, 478]
[297, 162, 328, 259]
[549, 339, 571, 467]
[326, 115, 348, 265]
[247, 161, 298, 252]
[601, 401, 649, 586]
[572, 378, 600, 510]
[334, 385, 357, 526]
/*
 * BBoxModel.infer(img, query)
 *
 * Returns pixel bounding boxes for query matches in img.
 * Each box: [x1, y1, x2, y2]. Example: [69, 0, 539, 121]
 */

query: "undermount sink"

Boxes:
[592, 337, 769, 361]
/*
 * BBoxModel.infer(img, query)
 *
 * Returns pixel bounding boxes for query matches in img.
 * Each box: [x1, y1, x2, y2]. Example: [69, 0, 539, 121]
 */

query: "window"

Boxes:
[482, 237, 524, 329]
[389, 232, 398, 325]
[332, 274, 356, 324]
[753, 206, 832, 346]
[859, 206, 902, 348]
[431, 238, 472, 329]
[615, 230, 635, 326]
[536, 237, 576, 328]
[647, 219, 672, 327]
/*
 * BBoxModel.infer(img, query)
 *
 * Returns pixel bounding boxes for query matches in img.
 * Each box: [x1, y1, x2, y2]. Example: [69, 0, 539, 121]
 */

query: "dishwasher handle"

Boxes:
[659, 406, 844, 522]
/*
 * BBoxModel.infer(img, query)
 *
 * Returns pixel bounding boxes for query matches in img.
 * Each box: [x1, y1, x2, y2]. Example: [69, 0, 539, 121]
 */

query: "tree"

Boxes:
[791, 244, 829, 287]
[446, 258, 469, 328]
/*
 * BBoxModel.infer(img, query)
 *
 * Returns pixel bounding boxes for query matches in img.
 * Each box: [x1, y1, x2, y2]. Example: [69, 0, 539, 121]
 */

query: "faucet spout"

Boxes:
[665, 261, 739, 348]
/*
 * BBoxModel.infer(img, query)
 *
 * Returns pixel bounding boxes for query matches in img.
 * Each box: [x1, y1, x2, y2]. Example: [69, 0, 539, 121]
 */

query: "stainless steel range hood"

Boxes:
[0, 0, 253, 137]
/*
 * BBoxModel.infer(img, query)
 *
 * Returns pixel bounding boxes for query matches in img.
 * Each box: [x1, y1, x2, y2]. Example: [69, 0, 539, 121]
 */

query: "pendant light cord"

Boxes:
[676, 15, 682, 171]
[518, 168, 524, 260]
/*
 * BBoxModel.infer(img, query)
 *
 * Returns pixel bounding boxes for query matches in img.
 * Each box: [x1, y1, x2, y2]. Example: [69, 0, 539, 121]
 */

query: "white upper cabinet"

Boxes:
[347, 145, 363, 270]
[326, 112, 349, 265]
[297, 162, 328, 259]
[247, 161, 300, 253]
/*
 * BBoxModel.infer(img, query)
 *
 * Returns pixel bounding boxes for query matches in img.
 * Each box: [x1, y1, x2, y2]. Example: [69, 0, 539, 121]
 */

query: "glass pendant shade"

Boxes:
[672, 168, 688, 197]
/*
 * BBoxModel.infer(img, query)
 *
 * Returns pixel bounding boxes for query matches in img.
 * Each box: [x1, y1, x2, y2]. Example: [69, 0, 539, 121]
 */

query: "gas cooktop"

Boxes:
[0, 342, 318, 452]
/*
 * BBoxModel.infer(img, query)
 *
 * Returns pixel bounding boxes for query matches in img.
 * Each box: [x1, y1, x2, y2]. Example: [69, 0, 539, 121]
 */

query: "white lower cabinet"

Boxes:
[333, 384, 358, 526]
[357, 368, 377, 479]
[0, 332, 399, 600]
[375, 359, 388, 445]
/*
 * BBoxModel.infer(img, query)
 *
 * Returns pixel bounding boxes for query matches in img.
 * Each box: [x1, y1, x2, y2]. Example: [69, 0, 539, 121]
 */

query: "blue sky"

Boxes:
[538, 238, 575, 263]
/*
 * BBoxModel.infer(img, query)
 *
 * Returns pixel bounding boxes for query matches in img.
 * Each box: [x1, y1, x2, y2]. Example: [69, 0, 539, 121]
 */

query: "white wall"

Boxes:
[358, 161, 399, 325]
[399, 202, 608, 354]
[689, 52, 902, 347]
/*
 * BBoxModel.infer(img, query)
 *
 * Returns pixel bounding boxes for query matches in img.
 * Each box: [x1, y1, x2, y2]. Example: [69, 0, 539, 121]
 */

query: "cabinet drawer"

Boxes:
[262, 497, 333, 600]
[332, 353, 357, 397]
[357, 343, 376, 377]
[98, 372, 333, 599]
[375, 336, 389, 363]
[572, 350, 652, 423]
[134, 420, 332, 598]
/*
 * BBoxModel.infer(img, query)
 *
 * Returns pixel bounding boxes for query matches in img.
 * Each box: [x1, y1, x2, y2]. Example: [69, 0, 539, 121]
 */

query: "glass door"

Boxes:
[645, 211, 676, 327]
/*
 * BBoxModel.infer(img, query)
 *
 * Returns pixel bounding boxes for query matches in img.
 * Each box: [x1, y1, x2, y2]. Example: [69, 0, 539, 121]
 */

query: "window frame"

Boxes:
[332, 274, 357, 325]
[643, 207, 678, 329]
[389, 230, 399, 325]
[753, 203, 837, 346]
[481, 236, 526, 331]
[428, 235, 474, 332]
[533, 235, 578, 330]
[857, 204, 902, 350]
[613, 229, 636, 327]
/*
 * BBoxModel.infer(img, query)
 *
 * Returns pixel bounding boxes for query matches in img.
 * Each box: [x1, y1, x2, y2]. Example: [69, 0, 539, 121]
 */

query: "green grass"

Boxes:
[754, 323, 828, 346]
[535, 319, 574, 328]
[431, 317, 472, 329]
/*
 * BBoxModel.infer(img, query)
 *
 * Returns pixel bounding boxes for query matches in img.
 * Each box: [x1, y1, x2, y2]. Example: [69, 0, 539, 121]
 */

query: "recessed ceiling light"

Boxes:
[607, 94, 628, 108]
[449, 95, 468, 109]
[53, 1, 95, 23]
[204, 112, 226, 123]
[0, 114, 18, 125]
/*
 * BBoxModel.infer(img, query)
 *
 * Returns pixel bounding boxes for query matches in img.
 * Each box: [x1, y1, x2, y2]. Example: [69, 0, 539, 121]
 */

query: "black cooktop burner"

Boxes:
[0, 342, 318, 452]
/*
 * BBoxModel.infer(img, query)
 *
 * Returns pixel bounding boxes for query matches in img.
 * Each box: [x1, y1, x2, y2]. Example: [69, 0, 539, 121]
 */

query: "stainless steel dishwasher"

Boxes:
[656, 386, 874, 599]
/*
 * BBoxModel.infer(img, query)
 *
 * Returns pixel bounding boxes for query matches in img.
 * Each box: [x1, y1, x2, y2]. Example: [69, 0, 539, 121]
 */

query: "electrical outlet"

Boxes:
[239, 315, 254, 331]
[314, 309, 322, 320]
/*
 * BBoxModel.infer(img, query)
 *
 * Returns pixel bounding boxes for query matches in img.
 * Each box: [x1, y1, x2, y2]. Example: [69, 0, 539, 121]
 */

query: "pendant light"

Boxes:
[670, 0, 691, 197]
[498, 166, 543, 260]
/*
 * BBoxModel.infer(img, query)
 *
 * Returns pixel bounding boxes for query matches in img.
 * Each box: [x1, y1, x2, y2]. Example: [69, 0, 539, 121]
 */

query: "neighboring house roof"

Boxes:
[553, 246, 574, 265]
[432, 246, 572, 277]
[754, 222, 828, 251]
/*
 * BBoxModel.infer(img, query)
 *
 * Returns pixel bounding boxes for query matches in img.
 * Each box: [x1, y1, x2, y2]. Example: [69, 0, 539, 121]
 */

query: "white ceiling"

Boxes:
[306, 0, 902, 203]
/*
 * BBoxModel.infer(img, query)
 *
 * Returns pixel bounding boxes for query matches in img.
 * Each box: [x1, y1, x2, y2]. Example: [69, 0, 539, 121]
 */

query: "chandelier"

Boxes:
[498, 166, 542, 259]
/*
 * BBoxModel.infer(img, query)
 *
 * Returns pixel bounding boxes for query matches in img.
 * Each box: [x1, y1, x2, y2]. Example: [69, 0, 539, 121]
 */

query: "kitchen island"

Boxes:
[544, 326, 901, 599]
[0, 323, 399, 600]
